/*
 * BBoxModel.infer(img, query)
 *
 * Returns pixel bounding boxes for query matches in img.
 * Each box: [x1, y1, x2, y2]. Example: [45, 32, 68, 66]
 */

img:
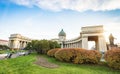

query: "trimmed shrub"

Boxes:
[55, 48, 78, 62]
[55, 48, 101, 64]
[105, 48, 120, 69]
[85, 50, 101, 64]
[47, 48, 60, 57]
[74, 50, 101, 64]
[73, 49, 86, 64]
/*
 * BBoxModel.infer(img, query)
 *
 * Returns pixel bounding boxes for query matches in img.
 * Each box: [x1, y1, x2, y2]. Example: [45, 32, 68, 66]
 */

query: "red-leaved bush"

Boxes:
[105, 48, 120, 69]
[55, 48, 101, 64]
[74, 49, 101, 64]
[47, 48, 60, 57]
[55, 48, 78, 62]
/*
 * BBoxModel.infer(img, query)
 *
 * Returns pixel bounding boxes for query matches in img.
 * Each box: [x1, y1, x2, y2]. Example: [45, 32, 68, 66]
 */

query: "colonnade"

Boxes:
[60, 25, 107, 52]
[64, 42, 82, 48]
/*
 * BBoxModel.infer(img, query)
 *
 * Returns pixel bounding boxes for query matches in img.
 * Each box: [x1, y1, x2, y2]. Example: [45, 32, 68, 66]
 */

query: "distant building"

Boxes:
[9, 34, 31, 49]
[0, 39, 8, 46]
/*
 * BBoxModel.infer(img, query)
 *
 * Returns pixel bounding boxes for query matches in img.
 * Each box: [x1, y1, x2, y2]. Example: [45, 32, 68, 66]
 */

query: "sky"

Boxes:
[0, 0, 120, 44]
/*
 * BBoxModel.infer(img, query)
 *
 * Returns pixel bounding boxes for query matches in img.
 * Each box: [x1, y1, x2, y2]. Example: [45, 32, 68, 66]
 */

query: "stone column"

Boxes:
[23, 42, 26, 48]
[69, 43, 71, 48]
[78, 42, 80, 48]
[19, 41, 22, 49]
[66, 44, 68, 48]
[64, 44, 66, 48]
[98, 36, 107, 52]
[74, 43, 76, 48]
[75, 43, 77, 48]
[67, 44, 68, 48]
[67, 44, 69, 48]
[17, 41, 20, 49]
[61, 42, 63, 49]
[8, 40, 11, 48]
[95, 41, 98, 50]
[9, 40, 14, 48]
[72, 44, 74, 48]
[68, 44, 70, 48]
[71, 43, 73, 48]
[22, 41, 24, 49]
[20, 41, 24, 49]
[77, 42, 79, 48]
[74, 43, 75, 48]
[72, 43, 74, 48]
[13, 40, 19, 49]
[82, 37, 88, 49]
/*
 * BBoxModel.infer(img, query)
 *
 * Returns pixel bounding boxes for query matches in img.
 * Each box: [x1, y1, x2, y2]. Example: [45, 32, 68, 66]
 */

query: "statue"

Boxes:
[109, 33, 114, 45]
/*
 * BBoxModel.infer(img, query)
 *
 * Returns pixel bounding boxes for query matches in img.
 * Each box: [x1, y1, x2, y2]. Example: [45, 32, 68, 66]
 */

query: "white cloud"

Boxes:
[10, 0, 35, 7]
[10, 0, 120, 11]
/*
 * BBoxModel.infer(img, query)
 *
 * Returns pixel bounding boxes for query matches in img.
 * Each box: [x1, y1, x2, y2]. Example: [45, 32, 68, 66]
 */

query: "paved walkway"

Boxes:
[11, 53, 19, 58]
[0, 54, 8, 60]
[0, 52, 29, 60]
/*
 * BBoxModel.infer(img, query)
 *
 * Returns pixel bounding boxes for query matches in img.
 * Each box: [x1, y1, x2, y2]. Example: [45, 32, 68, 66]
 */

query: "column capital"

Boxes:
[82, 36, 88, 38]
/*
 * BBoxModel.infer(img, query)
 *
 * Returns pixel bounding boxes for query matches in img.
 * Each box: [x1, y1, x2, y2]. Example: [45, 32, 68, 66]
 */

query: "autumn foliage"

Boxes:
[47, 48, 60, 57]
[74, 49, 101, 64]
[55, 48, 78, 62]
[54, 48, 101, 64]
[105, 48, 120, 69]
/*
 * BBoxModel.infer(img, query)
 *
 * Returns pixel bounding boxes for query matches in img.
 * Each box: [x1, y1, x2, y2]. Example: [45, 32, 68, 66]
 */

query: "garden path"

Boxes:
[34, 56, 59, 69]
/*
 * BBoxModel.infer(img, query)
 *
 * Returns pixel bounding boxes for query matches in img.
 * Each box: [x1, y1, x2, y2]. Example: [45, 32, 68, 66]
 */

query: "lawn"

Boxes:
[0, 50, 8, 54]
[0, 53, 119, 74]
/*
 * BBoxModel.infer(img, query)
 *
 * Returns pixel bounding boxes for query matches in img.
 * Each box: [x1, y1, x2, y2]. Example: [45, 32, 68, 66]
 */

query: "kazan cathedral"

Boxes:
[52, 25, 107, 52]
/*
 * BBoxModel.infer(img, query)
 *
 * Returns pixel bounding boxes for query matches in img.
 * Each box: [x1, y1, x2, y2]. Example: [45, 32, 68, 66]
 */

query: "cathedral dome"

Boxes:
[58, 29, 66, 36]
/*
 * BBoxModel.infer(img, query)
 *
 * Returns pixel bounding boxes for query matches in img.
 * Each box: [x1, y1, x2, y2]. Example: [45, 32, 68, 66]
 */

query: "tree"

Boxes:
[24, 40, 39, 53]
[49, 41, 61, 49]
[40, 40, 50, 54]
[53, 41, 61, 48]
[24, 40, 60, 54]
[0, 45, 10, 50]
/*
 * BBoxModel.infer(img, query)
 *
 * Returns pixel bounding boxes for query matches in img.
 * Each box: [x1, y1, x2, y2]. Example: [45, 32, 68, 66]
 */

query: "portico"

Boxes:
[9, 34, 31, 49]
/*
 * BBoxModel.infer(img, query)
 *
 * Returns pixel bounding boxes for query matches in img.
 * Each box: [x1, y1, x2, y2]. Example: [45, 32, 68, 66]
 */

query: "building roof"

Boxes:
[58, 29, 66, 36]
[0, 39, 8, 42]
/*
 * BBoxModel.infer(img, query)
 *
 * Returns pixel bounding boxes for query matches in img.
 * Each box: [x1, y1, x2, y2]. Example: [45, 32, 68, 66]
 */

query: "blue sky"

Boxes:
[0, 0, 120, 44]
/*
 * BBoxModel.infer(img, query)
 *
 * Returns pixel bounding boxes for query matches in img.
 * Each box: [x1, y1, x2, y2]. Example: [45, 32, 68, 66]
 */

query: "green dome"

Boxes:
[58, 29, 66, 36]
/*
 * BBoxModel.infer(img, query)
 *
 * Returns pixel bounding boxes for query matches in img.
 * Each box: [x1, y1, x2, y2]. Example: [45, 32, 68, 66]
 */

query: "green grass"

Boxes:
[0, 53, 119, 74]
[0, 50, 8, 54]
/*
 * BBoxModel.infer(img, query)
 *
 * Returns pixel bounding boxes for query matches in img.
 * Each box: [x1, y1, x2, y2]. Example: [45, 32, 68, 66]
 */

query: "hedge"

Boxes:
[105, 48, 120, 69]
[47, 48, 60, 57]
[55, 48, 77, 62]
[73, 50, 101, 64]
[55, 48, 101, 64]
